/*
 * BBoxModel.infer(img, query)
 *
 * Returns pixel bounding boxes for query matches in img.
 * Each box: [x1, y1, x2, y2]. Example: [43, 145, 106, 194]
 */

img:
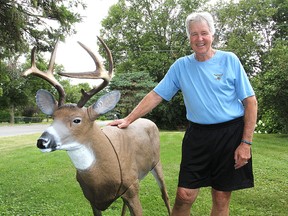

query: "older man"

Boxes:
[109, 11, 257, 216]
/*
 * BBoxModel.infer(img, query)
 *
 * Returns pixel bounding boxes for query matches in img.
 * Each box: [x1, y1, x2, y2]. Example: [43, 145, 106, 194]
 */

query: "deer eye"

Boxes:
[73, 118, 82, 124]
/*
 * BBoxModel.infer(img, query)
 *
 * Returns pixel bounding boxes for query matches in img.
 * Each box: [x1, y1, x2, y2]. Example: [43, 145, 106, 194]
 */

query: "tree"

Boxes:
[109, 71, 157, 117]
[0, 59, 27, 123]
[61, 80, 91, 104]
[271, 0, 288, 42]
[213, 0, 277, 76]
[0, 0, 85, 57]
[253, 40, 288, 133]
[100, 0, 208, 129]
[0, 0, 86, 123]
[0, 51, 62, 123]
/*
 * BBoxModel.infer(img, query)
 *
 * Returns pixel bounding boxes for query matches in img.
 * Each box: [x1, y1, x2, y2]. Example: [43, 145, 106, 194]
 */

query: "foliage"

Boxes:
[253, 40, 288, 133]
[0, 58, 31, 124]
[271, 0, 288, 42]
[61, 79, 91, 104]
[152, 92, 188, 130]
[0, 0, 86, 123]
[109, 71, 157, 117]
[0, 50, 71, 123]
[254, 112, 285, 134]
[0, 132, 287, 215]
[0, 0, 85, 57]
[101, 0, 206, 79]
[0, 110, 10, 122]
[214, 0, 277, 76]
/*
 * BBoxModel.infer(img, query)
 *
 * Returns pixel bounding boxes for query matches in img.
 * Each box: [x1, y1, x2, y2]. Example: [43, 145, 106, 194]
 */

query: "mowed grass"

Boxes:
[0, 132, 287, 215]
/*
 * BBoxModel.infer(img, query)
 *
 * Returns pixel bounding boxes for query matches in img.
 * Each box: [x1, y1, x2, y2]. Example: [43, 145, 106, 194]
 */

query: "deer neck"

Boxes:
[67, 144, 95, 170]
[67, 124, 117, 172]
[72, 124, 122, 202]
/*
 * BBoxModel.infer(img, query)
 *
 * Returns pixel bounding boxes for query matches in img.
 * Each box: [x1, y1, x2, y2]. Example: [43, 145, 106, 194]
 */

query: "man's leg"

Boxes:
[172, 187, 199, 216]
[210, 189, 232, 216]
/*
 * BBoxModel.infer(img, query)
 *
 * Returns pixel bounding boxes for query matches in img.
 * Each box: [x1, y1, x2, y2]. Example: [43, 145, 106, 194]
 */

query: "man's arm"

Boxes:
[234, 95, 258, 169]
[241, 95, 258, 142]
[108, 90, 163, 128]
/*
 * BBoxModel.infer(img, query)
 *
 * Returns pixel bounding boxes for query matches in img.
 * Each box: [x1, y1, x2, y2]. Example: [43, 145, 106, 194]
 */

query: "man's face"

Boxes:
[188, 21, 214, 56]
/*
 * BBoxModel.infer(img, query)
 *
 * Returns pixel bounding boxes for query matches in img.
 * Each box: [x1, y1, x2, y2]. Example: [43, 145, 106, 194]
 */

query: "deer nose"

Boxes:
[37, 132, 56, 150]
[37, 138, 47, 149]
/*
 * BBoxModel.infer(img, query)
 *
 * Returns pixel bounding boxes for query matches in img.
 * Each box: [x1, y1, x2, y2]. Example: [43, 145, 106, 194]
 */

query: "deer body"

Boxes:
[22, 37, 171, 215]
[77, 118, 162, 211]
[37, 98, 169, 215]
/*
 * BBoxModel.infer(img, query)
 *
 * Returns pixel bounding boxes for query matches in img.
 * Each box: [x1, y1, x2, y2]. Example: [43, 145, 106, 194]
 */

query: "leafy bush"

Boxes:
[0, 110, 10, 122]
[256, 109, 287, 134]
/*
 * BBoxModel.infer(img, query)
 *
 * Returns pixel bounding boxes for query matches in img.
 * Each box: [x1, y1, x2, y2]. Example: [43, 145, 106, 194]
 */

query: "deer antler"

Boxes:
[22, 41, 66, 107]
[59, 36, 113, 108]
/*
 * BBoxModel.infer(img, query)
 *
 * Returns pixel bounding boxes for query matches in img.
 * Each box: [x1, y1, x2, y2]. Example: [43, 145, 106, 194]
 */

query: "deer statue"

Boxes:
[22, 37, 171, 216]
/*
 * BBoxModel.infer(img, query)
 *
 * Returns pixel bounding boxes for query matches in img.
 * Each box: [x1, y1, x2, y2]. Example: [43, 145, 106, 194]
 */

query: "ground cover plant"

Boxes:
[0, 132, 287, 215]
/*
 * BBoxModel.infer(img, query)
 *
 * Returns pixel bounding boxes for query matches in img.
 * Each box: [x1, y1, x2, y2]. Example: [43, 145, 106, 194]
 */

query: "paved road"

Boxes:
[0, 124, 49, 136]
[0, 121, 112, 137]
[0, 124, 49, 137]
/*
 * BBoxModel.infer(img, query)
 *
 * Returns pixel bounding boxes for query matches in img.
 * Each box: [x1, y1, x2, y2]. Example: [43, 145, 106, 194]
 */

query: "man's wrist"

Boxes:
[125, 115, 135, 125]
[241, 139, 252, 145]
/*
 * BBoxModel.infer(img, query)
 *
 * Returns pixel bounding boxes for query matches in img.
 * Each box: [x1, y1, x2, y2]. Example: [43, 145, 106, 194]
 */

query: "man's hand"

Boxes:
[108, 91, 163, 129]
[108, 118, 130, 129]
[234, 143, 251, 169]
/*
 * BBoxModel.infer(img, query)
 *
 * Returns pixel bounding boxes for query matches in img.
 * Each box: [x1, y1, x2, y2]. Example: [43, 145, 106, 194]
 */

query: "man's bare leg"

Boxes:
[172, 187, 199, 216]
[210, 189, 232, 216]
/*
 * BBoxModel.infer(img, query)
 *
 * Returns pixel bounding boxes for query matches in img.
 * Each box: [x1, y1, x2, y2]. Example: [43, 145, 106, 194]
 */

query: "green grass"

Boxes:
[0, 132, 287, 215]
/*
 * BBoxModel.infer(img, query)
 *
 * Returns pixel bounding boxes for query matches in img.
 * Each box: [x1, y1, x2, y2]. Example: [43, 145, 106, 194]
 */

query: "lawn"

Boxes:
[0, 132, 287, 215]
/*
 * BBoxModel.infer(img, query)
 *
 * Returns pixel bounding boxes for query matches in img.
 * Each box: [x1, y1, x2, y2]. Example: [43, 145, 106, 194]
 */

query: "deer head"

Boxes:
[22, 37, 120, 152]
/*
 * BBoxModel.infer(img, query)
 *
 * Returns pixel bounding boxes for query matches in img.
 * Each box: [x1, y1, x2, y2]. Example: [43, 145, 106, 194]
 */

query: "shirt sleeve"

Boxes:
[153, 62, 180, 101]
[232, 54, 255, 101]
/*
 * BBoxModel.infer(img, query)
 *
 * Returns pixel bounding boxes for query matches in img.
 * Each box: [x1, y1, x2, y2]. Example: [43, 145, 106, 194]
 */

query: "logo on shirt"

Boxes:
[214, 73, 223, 81]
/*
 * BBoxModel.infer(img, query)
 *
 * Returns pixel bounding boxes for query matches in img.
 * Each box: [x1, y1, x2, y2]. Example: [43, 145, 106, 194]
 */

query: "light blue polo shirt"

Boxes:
[153, 50, 255, 124]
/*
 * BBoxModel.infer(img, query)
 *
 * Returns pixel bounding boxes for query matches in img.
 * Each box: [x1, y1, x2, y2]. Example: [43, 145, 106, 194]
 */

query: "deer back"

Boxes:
[101, 118, 161, 193]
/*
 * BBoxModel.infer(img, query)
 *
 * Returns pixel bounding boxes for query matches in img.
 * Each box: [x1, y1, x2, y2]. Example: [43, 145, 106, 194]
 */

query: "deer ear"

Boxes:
[36, 89, 58, 116]
[91, 90, 121, 116]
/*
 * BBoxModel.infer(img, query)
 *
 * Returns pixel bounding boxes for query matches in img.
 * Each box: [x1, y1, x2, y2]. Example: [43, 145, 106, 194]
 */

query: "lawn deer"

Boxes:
[22, 37, 171, 216]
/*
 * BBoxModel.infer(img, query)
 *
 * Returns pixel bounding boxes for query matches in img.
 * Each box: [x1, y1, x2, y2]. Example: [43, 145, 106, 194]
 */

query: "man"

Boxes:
[109, 11, 257, 216]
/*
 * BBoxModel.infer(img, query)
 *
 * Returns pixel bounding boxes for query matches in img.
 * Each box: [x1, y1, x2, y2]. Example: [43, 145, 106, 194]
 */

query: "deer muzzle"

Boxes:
[37, 131, 57, 152]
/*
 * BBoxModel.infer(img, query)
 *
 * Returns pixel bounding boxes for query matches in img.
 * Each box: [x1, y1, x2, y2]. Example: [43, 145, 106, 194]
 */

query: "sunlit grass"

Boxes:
[0, 133, 287, 215]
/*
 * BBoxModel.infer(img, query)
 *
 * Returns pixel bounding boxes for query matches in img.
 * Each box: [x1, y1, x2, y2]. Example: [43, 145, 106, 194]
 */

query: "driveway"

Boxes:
[0, 121, 112, 137]
[0, 124, 49, 137]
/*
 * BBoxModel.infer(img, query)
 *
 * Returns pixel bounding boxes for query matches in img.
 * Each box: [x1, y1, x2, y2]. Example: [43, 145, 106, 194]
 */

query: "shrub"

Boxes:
[0, 110, 10, 123]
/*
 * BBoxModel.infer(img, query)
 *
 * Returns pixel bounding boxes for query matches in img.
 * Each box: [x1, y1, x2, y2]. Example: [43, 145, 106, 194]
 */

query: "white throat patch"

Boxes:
[67, 144, 96, 170]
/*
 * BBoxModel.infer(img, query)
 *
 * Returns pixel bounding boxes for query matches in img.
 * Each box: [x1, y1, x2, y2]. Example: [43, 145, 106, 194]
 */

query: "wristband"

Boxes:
[241, 139, 252, 145]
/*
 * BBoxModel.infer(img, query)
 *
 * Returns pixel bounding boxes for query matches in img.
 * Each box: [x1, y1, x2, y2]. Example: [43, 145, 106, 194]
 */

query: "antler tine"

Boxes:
[22, 41, 66, 107]
[96, 36, 113, 75]
[59, 36, 114, 108]
[59, 37, 113, 80]
[47, 40, 59, 72]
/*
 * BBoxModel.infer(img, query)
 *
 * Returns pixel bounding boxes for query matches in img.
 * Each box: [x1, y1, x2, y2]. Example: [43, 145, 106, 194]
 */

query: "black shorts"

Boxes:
[178, 117, 254, 191]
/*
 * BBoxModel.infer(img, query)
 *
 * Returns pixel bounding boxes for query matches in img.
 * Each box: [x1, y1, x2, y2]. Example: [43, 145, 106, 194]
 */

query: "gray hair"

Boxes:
[185, 12, 215, 38]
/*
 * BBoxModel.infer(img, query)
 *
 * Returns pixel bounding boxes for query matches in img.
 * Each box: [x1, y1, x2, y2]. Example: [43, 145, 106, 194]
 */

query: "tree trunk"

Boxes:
[9, 104, 15, 124]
